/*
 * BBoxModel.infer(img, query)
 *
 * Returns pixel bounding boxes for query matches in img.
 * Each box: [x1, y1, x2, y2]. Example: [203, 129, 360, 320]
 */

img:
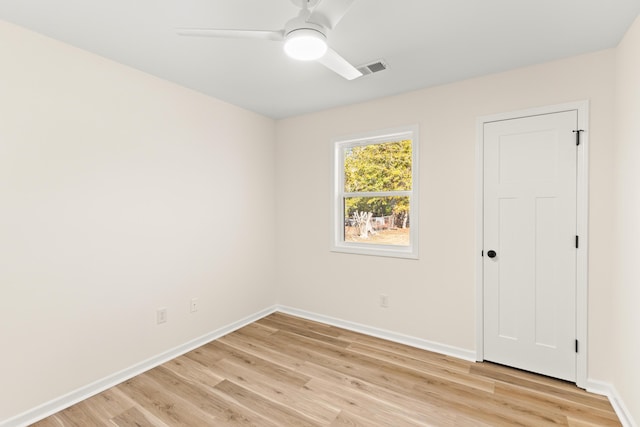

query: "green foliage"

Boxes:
[344, 140, 412, 220]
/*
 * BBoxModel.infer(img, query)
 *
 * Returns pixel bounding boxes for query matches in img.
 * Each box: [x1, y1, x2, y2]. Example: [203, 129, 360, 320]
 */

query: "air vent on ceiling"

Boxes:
[357, 60, 388, 77]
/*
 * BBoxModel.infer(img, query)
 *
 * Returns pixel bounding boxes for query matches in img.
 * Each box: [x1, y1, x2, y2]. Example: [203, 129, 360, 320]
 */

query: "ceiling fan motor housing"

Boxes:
[284, 11, 329, 39]
[283, 12, 329, 60]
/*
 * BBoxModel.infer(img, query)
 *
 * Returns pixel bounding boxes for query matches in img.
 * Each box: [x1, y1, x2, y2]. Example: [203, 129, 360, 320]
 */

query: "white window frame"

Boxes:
[331, 125, 419, 259]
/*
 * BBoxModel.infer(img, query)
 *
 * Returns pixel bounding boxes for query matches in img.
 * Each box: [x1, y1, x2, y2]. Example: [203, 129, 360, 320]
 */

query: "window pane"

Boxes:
[344, 196, 410, 246]
[343, 140, 412, 192]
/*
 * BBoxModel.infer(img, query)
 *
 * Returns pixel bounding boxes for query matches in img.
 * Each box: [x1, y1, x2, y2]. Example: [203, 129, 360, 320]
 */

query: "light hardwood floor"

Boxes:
[33, 312, 620, 426]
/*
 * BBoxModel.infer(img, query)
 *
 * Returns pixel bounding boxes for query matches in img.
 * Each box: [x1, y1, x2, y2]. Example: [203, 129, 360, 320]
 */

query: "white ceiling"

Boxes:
[2, 0, 639, 119]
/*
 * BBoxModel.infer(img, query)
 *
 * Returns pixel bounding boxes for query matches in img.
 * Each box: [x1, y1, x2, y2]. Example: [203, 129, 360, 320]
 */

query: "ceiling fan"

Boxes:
[176, 0, 363, 80]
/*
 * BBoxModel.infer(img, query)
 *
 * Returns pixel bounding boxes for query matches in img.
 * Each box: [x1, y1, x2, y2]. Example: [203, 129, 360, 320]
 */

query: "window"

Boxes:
[331, 126, 418, 259]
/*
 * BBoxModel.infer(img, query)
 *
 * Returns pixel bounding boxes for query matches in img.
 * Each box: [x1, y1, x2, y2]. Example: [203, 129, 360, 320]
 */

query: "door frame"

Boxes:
[475, 101, 589, 388]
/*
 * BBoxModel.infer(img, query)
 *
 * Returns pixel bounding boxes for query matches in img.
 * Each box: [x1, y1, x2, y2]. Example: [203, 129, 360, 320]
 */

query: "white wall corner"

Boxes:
[586, 379, 637, 427]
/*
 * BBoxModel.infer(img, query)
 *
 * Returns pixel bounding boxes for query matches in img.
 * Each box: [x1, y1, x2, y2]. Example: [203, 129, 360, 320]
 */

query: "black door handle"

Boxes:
[487, 250, 497, 258]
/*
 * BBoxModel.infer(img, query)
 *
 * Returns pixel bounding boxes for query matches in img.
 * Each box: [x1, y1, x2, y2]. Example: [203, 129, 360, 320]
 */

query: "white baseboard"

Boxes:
[2, 304, 475, 427]
[1, 305, 278, 427]
[586, 379, 637, 427]
[276, 305, 477, 362]
[6, 304, 632, 427]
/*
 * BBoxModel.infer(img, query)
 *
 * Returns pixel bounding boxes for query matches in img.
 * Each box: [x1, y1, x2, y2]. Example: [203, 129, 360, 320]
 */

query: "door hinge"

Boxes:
[575, 339, 579, 353]
[573, 129, 584, 146]
[575, 235, 579, 249]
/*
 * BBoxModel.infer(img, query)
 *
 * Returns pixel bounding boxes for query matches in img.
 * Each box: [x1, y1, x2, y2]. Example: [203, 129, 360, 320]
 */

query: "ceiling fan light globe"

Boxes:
[284, 29, 327, 61]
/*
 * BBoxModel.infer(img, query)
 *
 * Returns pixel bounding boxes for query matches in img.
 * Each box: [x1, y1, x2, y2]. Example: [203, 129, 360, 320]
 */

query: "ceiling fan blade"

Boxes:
[318, 48, 362, 80]
[176, 28, 284, 41]
[308, 0, 355, 29]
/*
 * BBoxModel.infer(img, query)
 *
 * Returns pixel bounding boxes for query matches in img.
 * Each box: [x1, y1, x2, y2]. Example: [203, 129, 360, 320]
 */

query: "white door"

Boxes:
[483, 111, 577, 382]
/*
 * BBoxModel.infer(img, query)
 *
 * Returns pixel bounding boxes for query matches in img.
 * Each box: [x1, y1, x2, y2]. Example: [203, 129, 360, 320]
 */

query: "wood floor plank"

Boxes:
[78, 389, 136, 422]
[211, 357, 341, 424]
[329, 409, 397, 427]
[454, 414, 503, 427]
[272, 330, 559, 425]
[116, 374, 217, 426]
[493, 382, 620, 425]
[300, 365, 455, 426]
[217, 330, 306, 371]
[234, 322, 278, 339]
[43, 403, 110, 427]
[32, 388, 135, 427]
[347, 341, 495, 393]
[30, 416, 64, 427]
[98, 388, 172, 427]
[214, 379, 321, 427]
[349, 331, 473, 373]
[143, 365, 273, 426]
[258, 316, 352, 349]
[266, 312, 345, 339]
[109, 407, 158, 427]
[160, 356, 225, 389]
[470, 362, 614, 412]
[207, 340, 312, 388]
[33, 313, 621, 426]
[271, 329, 484, 400]
[297, 358, 440, 414]
[182, 341, 228, 368]
[567, 416, 614, 427]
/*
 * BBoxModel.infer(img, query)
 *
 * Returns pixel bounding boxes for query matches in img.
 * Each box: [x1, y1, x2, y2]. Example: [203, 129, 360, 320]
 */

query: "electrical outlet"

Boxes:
[190, 298, 198, 313]
[157, 308, 167, 324]
[380, 294, 389, 308]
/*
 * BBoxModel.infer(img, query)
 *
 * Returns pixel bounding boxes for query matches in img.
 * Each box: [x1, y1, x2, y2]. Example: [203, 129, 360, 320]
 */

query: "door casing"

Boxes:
[475, 101, 589, 388]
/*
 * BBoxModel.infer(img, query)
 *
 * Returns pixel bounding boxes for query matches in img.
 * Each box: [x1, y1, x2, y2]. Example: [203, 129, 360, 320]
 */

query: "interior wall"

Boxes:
[276, 49, 616, 380]
[612, 15, 640, 425]
[0, 21, 276, 422]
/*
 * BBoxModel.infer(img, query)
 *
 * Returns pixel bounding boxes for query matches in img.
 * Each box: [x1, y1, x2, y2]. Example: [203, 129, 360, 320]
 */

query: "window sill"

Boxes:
[330, 243, 418, 260]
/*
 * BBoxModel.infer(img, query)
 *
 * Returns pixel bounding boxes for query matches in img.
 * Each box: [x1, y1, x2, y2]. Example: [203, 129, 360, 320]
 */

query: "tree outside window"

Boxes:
[332, 126, 418, 259]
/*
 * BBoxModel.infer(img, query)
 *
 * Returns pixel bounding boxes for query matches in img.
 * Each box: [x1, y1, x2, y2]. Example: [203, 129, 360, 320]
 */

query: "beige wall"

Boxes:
[0, 21, 277, 421]
[276, 49, 616, 378]
[612, 15, 640, 425]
